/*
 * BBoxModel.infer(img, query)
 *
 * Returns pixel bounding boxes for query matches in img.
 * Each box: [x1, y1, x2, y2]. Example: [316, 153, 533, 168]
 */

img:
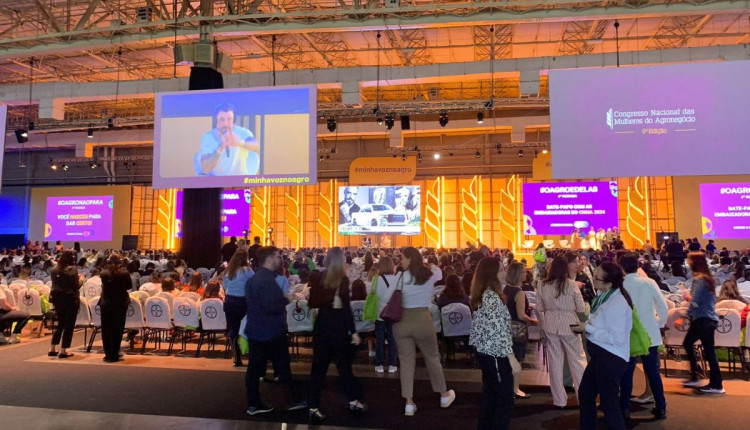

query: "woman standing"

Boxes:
[99, 254, 132, 363]
[536, 256, 587, 407]
[374, 257, 399, 374]
[574, 261, 633, 430]
[48, 250, 82, 358]
[469, 257, 521, 430]
[307, 247, 365, 423]
[682, 252, 724, 394]
[393, 247, 456, 417]
[223, 249, 254, 367]
[503, 261, 538, 399]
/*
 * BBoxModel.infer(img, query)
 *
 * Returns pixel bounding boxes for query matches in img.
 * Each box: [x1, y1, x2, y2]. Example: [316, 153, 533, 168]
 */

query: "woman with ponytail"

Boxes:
[574, 261, 633, 430]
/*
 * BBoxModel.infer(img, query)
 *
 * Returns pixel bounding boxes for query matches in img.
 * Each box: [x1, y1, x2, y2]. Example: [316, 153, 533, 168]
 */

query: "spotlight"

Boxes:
[49, 159, 58, 170]
[417, 152, 422, 162]
[377, 117, 384, 126]
[401, 153, 407, 161]
[475, 150, 481, 158]
[385, 115, 395, 130]
[15, 129, 28, 143]
[496, 148, 502, 155]
[330, 146, 337, 154]
[517, 149, 524, 157]
[62, 164, 69, 171]
[87, 127, 94, 139]
[107, 117, 114, 128]
[413, 146, 419, 152]
[319, 154, 324, 162]
[325, 154, 330, 159]
[326, 118, 336, 133]
[477, 112, 484, 124]
[542, 149, 549, 154]
[90, 160, 99, 169]
[433, 153, 440, 160]
[392, 152, 397, 158]
[438, 113, 449, 127]
[28, 121, 34, 131]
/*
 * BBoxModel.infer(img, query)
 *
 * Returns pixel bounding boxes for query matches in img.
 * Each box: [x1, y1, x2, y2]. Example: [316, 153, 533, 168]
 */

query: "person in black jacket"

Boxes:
[48, 250, 82, 358]
[307, 247, 365, 423]
[100, 254, 132, 363]
[221, 236, 239, 263]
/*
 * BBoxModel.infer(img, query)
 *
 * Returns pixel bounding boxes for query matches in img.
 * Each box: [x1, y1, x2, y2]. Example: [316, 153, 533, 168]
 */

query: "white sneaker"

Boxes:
[368, 351, 376, 357]
[440, 389, 456, 408]
[375, 365, 384, 373]
[388, 365, 398, 373]
[404, 403, 417, 416]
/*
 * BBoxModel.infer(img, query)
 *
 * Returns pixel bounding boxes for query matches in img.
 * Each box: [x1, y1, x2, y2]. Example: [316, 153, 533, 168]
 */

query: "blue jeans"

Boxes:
[375, 320, 398, 366]
[619, 346, 667, 412]
[223, 295, 246, 340]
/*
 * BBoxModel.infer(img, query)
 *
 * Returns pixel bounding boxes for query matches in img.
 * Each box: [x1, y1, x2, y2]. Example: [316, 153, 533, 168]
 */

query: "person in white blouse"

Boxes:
[392, 247, 455, 417]
[573, 261, 633, 430]
[469, 257, 521, 430]
[618, 253, 668, 420]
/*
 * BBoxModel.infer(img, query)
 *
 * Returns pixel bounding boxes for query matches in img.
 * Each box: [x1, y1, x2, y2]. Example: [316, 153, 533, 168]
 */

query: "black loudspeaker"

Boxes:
[122, 235, 139, 251]
[656, 232, 679, 250]
[400, 115, 410, 130]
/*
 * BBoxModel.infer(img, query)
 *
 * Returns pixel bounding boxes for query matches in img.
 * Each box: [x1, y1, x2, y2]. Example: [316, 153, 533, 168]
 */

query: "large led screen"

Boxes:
[44, 196, 114, 241]
[700, 183, 750, 239]
[338, 186, 420, 236]
[523, 182, 619, 236]
[153, 85, 317, 189]
[175, 190, 251, 238]
[550, 61, 750, 178]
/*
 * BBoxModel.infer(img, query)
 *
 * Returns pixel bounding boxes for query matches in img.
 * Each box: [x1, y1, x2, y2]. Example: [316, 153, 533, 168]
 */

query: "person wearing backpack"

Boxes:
[366, 257, 399, 374]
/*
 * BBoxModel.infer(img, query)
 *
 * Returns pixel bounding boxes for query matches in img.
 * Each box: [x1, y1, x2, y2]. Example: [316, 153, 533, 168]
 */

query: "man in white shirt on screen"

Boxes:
[195, 103, 260, 176]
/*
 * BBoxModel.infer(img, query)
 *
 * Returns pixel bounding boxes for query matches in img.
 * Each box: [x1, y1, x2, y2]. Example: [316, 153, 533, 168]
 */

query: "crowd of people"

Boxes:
[2, 237, 750, 429]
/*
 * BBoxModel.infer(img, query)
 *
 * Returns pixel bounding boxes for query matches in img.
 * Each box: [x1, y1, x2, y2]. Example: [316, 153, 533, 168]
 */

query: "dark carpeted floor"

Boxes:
[0, 333, 744, 430]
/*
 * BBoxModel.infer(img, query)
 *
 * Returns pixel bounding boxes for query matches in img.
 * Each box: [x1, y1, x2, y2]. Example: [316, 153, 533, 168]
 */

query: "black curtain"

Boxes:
[180, 67, 224, 269]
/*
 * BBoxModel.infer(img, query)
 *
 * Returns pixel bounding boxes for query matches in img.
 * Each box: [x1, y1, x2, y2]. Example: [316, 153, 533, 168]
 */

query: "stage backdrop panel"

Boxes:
[674, 175, 750, 250]
[29, 185, 132, 250]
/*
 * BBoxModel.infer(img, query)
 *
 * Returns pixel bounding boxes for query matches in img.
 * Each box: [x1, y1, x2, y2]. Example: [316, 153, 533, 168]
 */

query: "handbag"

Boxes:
[379, 273, 404, 324]
[510, 321, 528, 343]
[630, 308, 651, 357]
[363, 275, 385, 322]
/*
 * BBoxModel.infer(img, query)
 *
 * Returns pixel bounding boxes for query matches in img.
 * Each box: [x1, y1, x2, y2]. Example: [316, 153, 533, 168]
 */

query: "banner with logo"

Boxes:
[349, 156, 417, 185]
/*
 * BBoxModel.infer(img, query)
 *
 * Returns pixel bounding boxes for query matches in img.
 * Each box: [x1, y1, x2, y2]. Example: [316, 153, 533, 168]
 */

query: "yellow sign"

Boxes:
[532, 151, 551, 180]
[349, 156, 417, 185]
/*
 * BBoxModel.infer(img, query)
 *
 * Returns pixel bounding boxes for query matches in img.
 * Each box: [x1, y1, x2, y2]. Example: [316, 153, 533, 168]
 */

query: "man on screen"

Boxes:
[195, 103, 260, 176]
[339, 187, 360, 224]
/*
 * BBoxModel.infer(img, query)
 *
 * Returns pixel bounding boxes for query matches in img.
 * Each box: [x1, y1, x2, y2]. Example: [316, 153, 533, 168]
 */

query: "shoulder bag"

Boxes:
[380, 273, 404, 324]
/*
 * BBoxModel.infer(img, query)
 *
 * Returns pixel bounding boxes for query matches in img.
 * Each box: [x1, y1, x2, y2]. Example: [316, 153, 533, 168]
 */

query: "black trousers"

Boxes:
[309, 331, 363, 409]
[101, 306, 127, 359]
[245, 334, 301, 408]
[224, 295, 246, 340]
[579, 341, 628, 430]
[476, 352, 514, 430]
[51, 295, 79, 349]
[683, 317, 723, 388]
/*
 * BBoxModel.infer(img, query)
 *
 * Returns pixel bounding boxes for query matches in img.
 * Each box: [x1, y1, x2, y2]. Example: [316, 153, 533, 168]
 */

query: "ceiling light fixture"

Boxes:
[477, 112, 484, 124]
[433, 153, 440, 160]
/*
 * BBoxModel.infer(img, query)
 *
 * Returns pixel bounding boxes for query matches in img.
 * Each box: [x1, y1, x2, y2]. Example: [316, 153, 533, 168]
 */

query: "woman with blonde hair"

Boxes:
[469, 257, 519, 430]
[307, 247, 365, 423]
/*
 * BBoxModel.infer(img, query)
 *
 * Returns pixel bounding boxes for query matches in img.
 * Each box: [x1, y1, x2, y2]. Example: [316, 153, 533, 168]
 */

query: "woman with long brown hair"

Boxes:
[469, 257, 519, 430]
[307, 247, 365, 423]
[48, 250, 81, 358]
[183, 272, 205, 296]
[373, 257, 399, 374]
[536, 255, 587, 407]
[222, 248, 254, 367]
[682, 252, 724, 393]
[393, 246, 455, 417]
[99, 254, 132, 362]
